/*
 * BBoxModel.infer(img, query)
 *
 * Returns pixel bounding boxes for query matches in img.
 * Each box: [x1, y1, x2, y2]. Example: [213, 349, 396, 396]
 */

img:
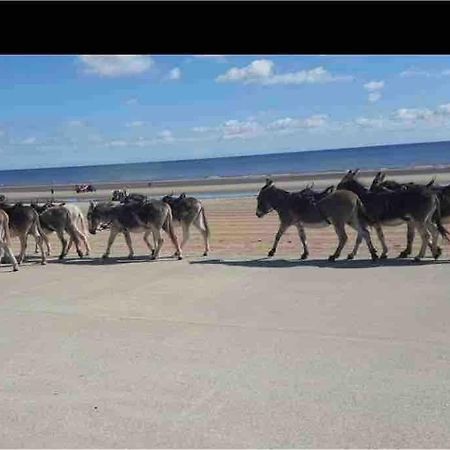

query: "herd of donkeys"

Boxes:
[0, 169, 449, 272]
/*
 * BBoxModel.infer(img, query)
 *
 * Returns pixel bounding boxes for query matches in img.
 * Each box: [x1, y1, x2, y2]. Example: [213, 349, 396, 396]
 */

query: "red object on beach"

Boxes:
[75, 184, 96, 193]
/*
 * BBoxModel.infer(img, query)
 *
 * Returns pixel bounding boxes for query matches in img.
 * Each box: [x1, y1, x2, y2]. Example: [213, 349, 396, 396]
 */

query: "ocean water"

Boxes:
[1, 140, 450, 187]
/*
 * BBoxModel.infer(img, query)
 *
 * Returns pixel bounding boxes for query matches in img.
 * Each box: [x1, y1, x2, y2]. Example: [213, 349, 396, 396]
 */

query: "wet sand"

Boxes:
[2, 170, 450, 447]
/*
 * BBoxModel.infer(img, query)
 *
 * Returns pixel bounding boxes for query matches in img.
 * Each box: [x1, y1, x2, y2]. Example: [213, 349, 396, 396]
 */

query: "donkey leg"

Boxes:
[173, 222, 189, 257]
[0, 243, 19, 272]
[268, 223, 289, 257]
[329, 223, 348, 261]
[426, 221, 441, 260]
[414, 222, 431, 261]
[357, 225, 378, 261]
[347, 234, 362, 260]
[398, 222, 414, 258]
[193, 218, 210, 256]
[17, 233, 28, 264]
[102, 227, 119, 259]
[123, 231, 134, 259]
[295, 224, 309, 260]
[151, 229, 164, 260]
[374, 224, 388, 259]
[56, 231, 68, 260]
[143, 231, 155, 257]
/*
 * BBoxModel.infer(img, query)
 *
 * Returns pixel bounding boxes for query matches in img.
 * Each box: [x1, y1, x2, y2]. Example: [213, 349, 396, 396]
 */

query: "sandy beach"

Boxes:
[2, 168, 450, 447]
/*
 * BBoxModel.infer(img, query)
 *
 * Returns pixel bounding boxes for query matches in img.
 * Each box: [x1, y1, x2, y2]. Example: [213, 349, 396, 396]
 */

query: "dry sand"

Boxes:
[2, 176, 450, 447]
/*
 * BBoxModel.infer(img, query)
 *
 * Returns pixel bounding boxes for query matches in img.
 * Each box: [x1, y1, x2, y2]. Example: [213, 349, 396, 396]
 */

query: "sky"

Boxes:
[2, 54, 450, 170]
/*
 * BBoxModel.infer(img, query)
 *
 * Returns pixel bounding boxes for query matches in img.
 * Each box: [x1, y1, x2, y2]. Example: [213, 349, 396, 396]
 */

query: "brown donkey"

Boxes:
[256, 179, 378, 261]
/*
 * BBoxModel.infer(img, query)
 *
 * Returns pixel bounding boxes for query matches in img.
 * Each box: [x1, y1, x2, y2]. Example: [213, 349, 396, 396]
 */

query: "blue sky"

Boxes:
[2, 54, 450, 169]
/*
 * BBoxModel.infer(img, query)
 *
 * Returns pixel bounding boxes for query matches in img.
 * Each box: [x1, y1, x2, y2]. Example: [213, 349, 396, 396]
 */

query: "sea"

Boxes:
[1, 140, 450, 188]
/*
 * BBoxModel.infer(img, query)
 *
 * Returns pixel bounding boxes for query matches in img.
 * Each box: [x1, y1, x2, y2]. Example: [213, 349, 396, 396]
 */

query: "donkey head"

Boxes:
[337, 169, 366, 195]
[256, 179, 275, 218]
[87, 201, 100, 235]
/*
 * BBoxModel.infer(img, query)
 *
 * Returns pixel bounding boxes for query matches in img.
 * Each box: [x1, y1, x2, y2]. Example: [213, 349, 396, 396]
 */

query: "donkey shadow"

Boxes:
[190, 256, 450, 269]
[47, 254, 180, 266]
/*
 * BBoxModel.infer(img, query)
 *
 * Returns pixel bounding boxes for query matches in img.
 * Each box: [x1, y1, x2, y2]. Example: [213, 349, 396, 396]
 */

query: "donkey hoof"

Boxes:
[13, 267, 19, 272]
[177, 255, 183, 260]
[300, 253, 308, 260]
[434, 247, 443, 260]
[347, 254, 354, 260]
[413, 256, 422, 263]
[397, 251, 408, 259]
[328, 255, 336, 262]
[371, 253, 379, 261]
[102, 254, 109, 260]
[267, 250, 275, 258]
[380, 254, 387, 260]
[41, 260, 47, 266]
[203, 251, 208, 257]
[127, 254, 134, 260]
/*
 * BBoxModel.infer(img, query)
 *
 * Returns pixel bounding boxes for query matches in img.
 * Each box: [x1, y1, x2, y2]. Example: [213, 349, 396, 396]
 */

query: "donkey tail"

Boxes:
[34, 211, 50, 249]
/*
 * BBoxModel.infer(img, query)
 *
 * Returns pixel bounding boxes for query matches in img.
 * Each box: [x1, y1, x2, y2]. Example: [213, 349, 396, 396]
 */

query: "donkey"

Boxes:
[370, 171, 450, 258]
[37, 205, 85, 260]
[31, 201, 90, 257]
[256, 179, 378, 261]
[0, 202, 47, 265]
[87, 200, 182, 260]
[337, 169, 448, 261]
[161, 193, 210, 256]
[0, 210, 19, 272]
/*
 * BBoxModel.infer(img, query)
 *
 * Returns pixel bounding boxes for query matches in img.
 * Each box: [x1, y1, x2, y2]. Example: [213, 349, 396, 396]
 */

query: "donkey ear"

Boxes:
[265, 178, 274, 187]
[353, 168, 360, 177]
[427, 177, 436, 187]
[180, 193, 186, 199]
[379, 172, 386, 182]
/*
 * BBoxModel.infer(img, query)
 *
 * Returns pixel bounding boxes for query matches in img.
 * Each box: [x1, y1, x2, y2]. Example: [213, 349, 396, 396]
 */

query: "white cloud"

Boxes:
[437, 103, 450, 115]
[355, 117, 384, 128]
[125, 98, 139, 106]
[107, 139, 128, 147]
[126, 121, 145, 128]
[268, 114, 328, 131]
[364, 80, 384, 92]
[368, 92, 382, 103]
[192, 126, 211, 133]
[364, 80, 384, 103]
[393, 108, 434, 122]
[78, 55, 153, 77]
[220, 120, 263, 140]
[20, 137, 37, 145]
[216, 60, 352, 85]
[158, 130, 175, 143]
[400, 68, 450, 79]
[168, 67, 181, 80]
